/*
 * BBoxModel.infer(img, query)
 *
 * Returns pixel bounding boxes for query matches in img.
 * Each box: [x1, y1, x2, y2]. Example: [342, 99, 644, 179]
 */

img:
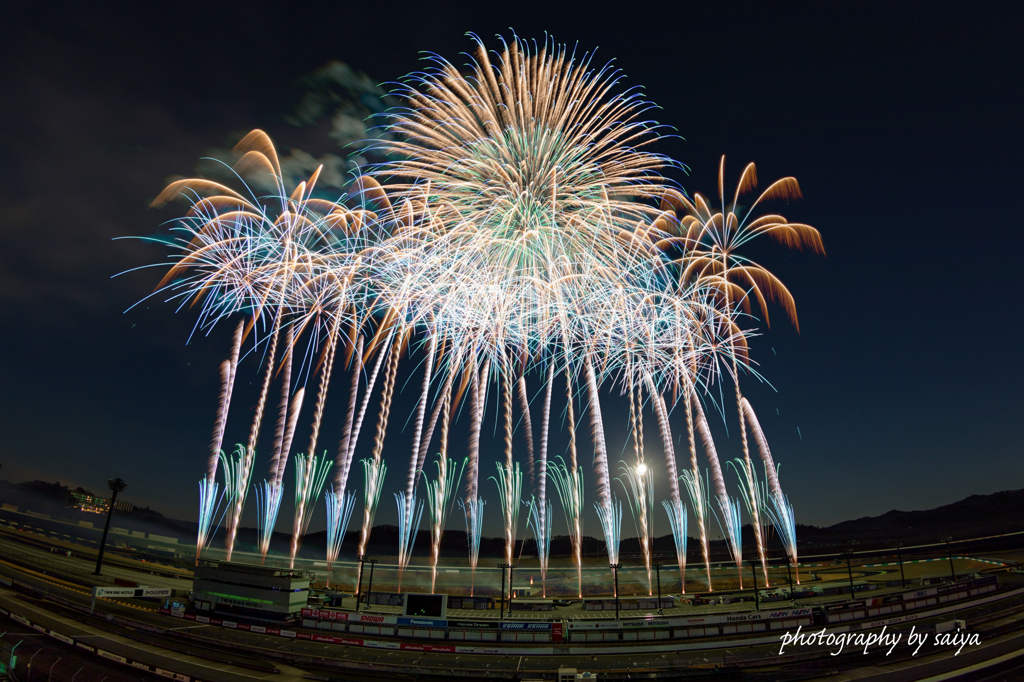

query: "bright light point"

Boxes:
[637, 463, 648, 476]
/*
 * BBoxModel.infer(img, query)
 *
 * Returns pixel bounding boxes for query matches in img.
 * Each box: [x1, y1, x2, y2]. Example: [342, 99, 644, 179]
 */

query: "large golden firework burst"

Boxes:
[370, 33, 682, 280]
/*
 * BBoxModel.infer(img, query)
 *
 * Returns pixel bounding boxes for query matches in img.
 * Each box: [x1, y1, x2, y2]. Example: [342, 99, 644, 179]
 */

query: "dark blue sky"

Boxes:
[0, 0, 1021, 535]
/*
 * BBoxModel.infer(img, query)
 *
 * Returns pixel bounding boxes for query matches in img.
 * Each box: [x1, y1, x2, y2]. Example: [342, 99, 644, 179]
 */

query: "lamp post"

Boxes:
[750, 560, 760, 611]
[945, 537, 956, 582]
[356, 555, 376, 612]
[609, 563, 621, 620]
[94, 478, 127, 576]
[508, 563, 517, 614]
[365, 557, 379, 611]
[653, 562, 664, 613]
[498, 563, 512, 621]
[896, 543, 906, 589]
[842, 551, 856, 598]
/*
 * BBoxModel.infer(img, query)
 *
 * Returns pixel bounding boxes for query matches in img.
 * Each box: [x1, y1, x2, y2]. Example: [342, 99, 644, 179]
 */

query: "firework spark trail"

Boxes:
[290, 452, 331, 566]
[729, 456, 769, 583]
[357, 333, 401, 562]
[692, 390, 743, 587]
[583, 355, 619, 567]
[462, 357, 490, 592]
[405, 334, 437, 505]
[139, 37, 826, 589]
[268, 327, 296, 482]
[258, 383, 305, 563]
[395, 335, 438, 587]
[619, 381, 652, 594]
[491, 455, 523, 567]
[276, 388, 305, 484]
[494, 367, 521, 566]
[196, 320, 241, 562]
[208, 321, 244, 480]
[532, 363, 554, 596]
[525, 497, 551, 594]
[618, 460, 653, 594]
[648, 386, 688, 590]
[327, 332, 364, 575]
[564, 368, 583, 597]
[679, 466, 711, 586]
[676, 157, 823, 585]
[224, 307, 284, 561]
[394, 490, 425, 591]
[289, 321, 343, 568]
[219, 444, 253, 551]
[325, 484, 356, 588]
[257, 326, 305, 564]
[348, 330, 391, 466]
[633, 381, 652, 594]
[425, 384, 464, 592]
[329, 331, 366, 548]
[741, 397, 799, 581]
[713, 494, 744, 587]
[415, 348, 462, 484]
[517, 377, 536, 494]
[733, 379, 768, 586]
[763, 487, 800, 584]
[459, 496, 485, 597]
[682, 376, 713, 591]
[660, 496, 688, 593]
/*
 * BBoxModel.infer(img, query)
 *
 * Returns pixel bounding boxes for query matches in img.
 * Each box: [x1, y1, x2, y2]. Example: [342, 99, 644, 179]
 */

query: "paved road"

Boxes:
[0, 587, 310, 682]
[3, 554, 1023, 681]
[0, 530, 194, 591]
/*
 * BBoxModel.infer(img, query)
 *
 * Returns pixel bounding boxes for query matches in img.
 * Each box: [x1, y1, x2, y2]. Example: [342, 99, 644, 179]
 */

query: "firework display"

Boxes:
[142, 34, 821, 593]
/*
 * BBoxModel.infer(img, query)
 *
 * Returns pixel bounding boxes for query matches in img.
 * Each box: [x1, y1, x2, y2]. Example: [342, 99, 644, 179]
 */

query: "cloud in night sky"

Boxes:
[1, 1, 1022, 533]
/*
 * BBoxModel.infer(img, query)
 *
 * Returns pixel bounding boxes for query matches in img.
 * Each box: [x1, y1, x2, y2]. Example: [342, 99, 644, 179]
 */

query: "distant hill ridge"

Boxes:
[2, 479, 1021, 555]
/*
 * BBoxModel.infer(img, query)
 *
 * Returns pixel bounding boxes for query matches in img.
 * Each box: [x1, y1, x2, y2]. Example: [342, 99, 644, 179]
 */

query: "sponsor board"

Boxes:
[499, 622, 551, 630]
[94, 586, 172, 598]
[459, 646, 501, 654]
[621, 619, 672, 629]
[569, 608, 814, 631]
[450, 620, 499, 629]
[349, 612, 396, 624]
[97, 650, 128, 664]
[399, 643, 456, 653]
[49, 629, 75, 645]
[397, 616, 447, 628]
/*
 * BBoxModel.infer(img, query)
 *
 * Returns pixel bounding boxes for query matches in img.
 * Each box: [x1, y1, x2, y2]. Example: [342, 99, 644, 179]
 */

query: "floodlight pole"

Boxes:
[498, 563, 511, 622]
[355, 556, 367, 612]
[896, 543, 906, 589]
[609, 563, 621, 619]
[364, 557, 378, 610]
[750, 560, 760, 611]
[654, 562, 664, 613]
[843, 551, 856, 598]
[94, 478, 127, 576]
[508, 563, 517, 614]
[945, 537, 956, 582]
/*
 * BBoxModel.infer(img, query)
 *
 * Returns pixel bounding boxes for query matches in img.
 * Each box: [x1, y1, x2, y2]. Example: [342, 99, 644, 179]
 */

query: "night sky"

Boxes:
[1, 1, 1021, 535]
